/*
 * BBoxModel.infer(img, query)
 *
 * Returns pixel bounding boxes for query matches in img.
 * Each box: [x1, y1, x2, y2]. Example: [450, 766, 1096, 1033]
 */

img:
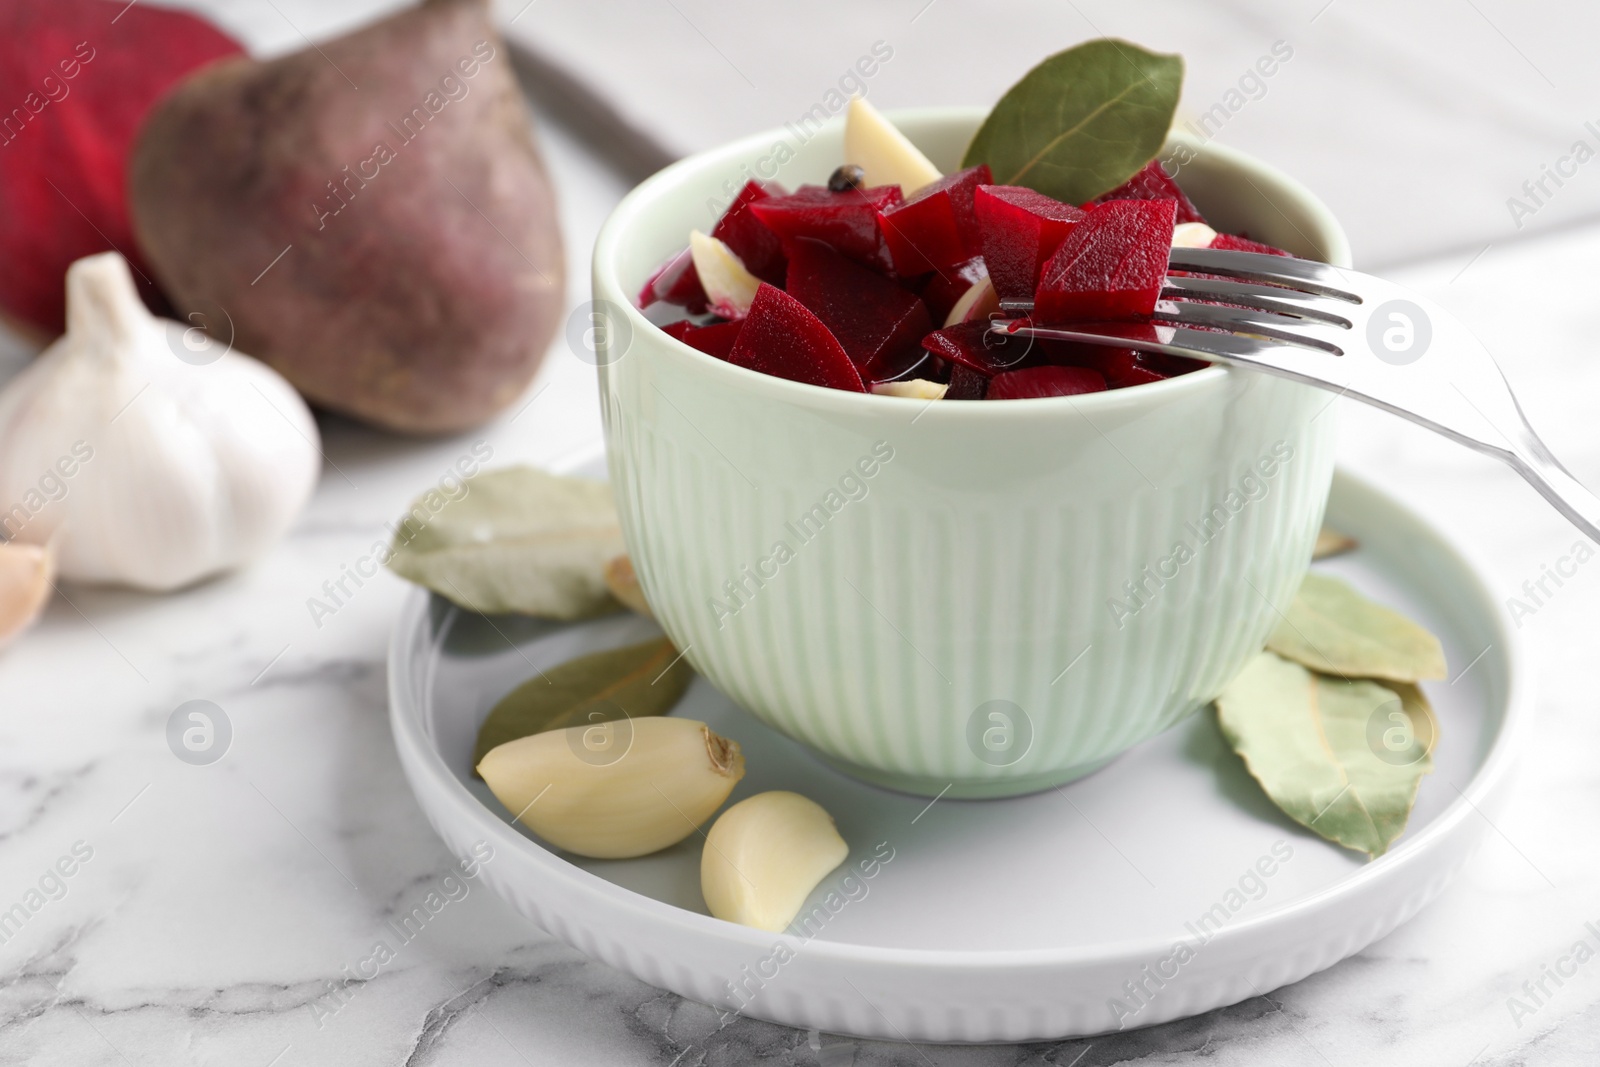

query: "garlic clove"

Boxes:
[1172, 222, 1219, 248]
[943, 275, 998, 327]
[844, 96, 942, 195]
[688, 230, 761, 320]
[478, 717, 744, 859]
[700, 791, 848, 932]
[603, 554, 652, 618]
[871, 379, 948, 400]
[0, 541, 53, 648]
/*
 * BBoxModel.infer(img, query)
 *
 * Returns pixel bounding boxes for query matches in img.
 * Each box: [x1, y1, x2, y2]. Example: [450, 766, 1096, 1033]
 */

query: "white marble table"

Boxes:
[4, 2, 1600, 1064]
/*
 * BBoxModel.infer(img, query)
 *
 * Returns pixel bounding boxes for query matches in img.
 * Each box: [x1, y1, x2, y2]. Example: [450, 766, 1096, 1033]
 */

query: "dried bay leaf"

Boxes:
[387, 466, 625, 618]
[1266, 572, 1446, 683]
[1312, 526, 1357, 560]
[961, 39, 1183, 205]
[1216, 652, 1374, 848]
[473, 637, 693, 766]
[1217, 652, 1436, 857]
[1317, 678, 1436, 852]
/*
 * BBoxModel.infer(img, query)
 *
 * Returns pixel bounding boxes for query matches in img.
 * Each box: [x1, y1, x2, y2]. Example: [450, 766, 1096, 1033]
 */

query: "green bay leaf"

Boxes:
[1316, 677, 1435, 854]
[1216, 652, 1377, 850]
[961, 39, 1183, 204]
[1266, 572, 1447, 683]
[473, 637, 694, 767]
[386, 466, 625, 618]
[1216, 652, 1437, 858]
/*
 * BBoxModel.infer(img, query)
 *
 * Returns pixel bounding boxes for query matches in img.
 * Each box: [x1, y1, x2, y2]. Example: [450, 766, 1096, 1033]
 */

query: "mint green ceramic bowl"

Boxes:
[593, 108, 1349, 798]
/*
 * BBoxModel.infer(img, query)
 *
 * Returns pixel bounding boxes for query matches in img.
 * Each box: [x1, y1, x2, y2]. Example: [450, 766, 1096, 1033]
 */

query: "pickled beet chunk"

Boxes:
[711, 180, 788, 285]
[973, 185, 1086, 303]
[1093, 160, 1205, 225]
[1209, 232, 1292, 256]
[1141, 352, 1209, 376]
[638, 246, 707, 312]
[920, 320, 1031, 377]
[786, 238, 930, 383]
[881, 164, 993, 275]
[915, 256, 987, 326]
[1034, 199, 1178, 322]
[1037, 343, 1181, 388]
[662, 318, 743, 361]
[749, 184, 903, 273]
[945, 364, 989, 400]
[1036, 342, 1137, 382]
[727, 283, 866, 392]
[986, 365, 1107, 400]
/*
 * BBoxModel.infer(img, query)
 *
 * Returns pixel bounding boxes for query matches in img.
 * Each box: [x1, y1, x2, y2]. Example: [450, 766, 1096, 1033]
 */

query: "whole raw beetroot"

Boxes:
[128, 0, 564, 434]
[0, 0, 242, 337]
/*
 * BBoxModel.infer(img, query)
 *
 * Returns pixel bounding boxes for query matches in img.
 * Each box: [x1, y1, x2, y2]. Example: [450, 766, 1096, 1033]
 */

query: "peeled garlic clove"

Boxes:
[871, 379, 948, 400]
[844, 96, 941, 195]
[701, 791, 848, 932]
[1313, 526, 1358, 560]
[478, 717, 743, 859]
[943, 275, 999, 327]
[603, 554, 652, 618]
[689, 230, 761, 320]
[1172, 221, 1218, 248]
[0, 541, 53, 648]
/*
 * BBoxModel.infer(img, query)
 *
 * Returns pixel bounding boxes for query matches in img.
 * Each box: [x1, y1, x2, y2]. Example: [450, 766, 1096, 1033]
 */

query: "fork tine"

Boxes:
[1160, 276, 1354, 327]
[1165, 247, 1360, 301]
[1150, 300, 1350, 355]
[989, 319, 1352, 386]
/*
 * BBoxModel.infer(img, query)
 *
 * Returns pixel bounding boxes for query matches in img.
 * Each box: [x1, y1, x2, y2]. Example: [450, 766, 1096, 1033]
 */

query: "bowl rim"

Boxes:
[591, 104, 1352, 419]
[390, 453, 1530, 975]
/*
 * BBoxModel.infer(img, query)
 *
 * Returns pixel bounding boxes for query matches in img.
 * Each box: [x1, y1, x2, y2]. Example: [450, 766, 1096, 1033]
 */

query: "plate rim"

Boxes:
[387, 455, 1532, 972]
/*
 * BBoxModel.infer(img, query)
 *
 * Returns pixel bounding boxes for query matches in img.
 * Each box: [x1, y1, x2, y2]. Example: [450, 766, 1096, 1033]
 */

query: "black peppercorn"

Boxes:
[827, 164, 866, 193]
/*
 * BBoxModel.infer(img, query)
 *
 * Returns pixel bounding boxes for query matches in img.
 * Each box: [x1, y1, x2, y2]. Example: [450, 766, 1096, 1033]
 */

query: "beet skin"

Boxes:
[128, 0, 565, 434]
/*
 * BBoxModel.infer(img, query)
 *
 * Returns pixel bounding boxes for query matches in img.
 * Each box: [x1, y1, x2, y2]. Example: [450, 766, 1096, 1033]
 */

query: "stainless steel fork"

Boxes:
[994, 246, 1600, 542]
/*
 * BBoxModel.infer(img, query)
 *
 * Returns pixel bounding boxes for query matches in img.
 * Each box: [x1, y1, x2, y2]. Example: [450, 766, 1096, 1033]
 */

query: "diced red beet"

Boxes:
[1034, 199, 1177, 322]
[0, 0, 244, 335]
[711, 180, 788, 285]
[946, 365, 989, 400]
[1093, 160, 1205, 225]
[1108, 362, 1168, 388]
[1140, 352, 1209, 376]
[882, 164, 992, 275]
[974, 185, 1086, 304]
[1036, 341, 1135, 380]
[986, 365, 1107, 400]
[920, 320, 1030, 377]
[750, 184, 903, 272]
[785, 239, 929, 383]
[727, 283, 865, 392]
[662, 318, 742, 361]
[1027, 338, 1191, 388]
[638, 246, 708, 312]
[1209, 232, 1292, 256]
[915, 256, 987, 325]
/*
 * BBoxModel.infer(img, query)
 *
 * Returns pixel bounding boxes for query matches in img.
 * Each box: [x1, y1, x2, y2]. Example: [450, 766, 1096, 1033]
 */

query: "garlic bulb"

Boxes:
[0, 253, 320, 590]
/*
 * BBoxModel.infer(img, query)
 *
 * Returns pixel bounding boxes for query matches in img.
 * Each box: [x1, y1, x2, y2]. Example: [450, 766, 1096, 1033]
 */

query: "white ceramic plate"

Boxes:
[388, 457, 1529, 1043]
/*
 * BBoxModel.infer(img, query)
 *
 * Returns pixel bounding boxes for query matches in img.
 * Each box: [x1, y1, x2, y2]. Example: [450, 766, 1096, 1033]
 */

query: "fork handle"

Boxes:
[1509, 443, 1600, 545]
